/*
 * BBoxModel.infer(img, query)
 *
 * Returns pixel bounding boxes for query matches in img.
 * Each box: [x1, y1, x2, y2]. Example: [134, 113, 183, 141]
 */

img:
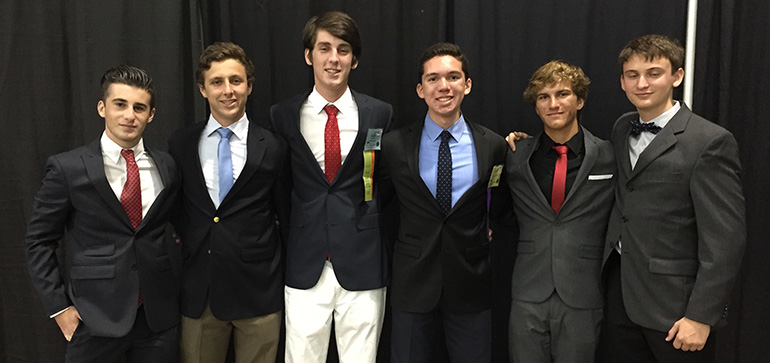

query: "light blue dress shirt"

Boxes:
[418, 113, 478, 208]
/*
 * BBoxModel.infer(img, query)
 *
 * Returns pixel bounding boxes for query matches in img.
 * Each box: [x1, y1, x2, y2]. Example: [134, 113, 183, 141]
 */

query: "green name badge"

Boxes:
[488, 164, 503, 188]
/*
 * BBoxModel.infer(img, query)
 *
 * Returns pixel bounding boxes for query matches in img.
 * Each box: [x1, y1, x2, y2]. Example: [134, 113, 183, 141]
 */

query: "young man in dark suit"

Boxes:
[269, 11, 391, 363]
[506, 61, 615, 363]
[599, 34, 746, 362]
[381, 42, 509, 363]
[25, 65, 180, 362]
[168, 42, 288, 362]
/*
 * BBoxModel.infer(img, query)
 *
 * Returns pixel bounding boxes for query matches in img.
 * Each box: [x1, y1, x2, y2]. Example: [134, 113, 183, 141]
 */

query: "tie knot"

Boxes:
[217, 127, 234, 140]
[629, 119, 662, 136]
[120, 149, 135, 162]
[324, 104, 338, 117]
[440, 130, 452, 143]
[552, 145, 568, 155]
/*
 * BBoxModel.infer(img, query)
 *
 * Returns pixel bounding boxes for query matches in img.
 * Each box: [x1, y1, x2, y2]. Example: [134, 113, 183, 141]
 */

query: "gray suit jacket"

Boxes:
[604, 104, 746, 332]
[270, 90, 392, 291]
[508, 126, 615, 309]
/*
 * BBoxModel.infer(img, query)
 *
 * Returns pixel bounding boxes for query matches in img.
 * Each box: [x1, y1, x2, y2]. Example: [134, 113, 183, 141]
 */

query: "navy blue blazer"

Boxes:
[270, 90, 392, 291]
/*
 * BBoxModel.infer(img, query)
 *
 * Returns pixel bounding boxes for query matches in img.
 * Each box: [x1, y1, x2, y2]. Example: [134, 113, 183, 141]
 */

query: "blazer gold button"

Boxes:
[213, 217, 220, 223]
[208, 249, 211, 254]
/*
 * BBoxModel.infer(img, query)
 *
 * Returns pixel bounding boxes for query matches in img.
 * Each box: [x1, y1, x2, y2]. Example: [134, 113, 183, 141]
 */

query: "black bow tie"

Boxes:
[629, 119, 662, 137]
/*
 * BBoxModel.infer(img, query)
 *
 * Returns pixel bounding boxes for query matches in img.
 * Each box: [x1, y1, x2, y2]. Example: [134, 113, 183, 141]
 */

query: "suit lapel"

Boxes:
[404, 121, 440, 210]
[521, 133, 552, 212]
[450, 120, 488, 214]
[563, 126, 599, 209]
[182, 123, 217, 212]
[141, 147, 171, 230]
[222, 122, 267, 206]
[615, 117, 633, 180]
[334, 91, 369, 185]
[628, 106, 689, 180]
[82, 139, 133, 229]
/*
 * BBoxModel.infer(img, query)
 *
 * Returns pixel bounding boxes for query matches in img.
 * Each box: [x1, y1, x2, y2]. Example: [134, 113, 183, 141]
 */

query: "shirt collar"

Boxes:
[641, 101, 680, 129]
[307, 86, 354, 115]
[423, 113, 468, 142]
[204, 113, 249, 140]
[538, 126, 584, 156]
[100, 132, 145, 164]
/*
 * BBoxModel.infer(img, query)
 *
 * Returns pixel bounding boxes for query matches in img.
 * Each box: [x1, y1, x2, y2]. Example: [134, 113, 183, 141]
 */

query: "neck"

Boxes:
[429, 111, 461, 130]
[638, 99, 675, 123]
[544, 122, 578, 144]
[316, 84, 347, 103]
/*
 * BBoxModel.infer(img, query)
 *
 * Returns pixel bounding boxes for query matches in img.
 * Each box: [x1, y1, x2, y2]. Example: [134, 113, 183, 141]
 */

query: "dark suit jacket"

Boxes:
[168, 120, 288, 321]
[25, 139, 180, 338]
[269, 90, 392, 291]
[507, 126, 615, 309]
[604, 104, 746, 332]
[381, 119, 509, 313]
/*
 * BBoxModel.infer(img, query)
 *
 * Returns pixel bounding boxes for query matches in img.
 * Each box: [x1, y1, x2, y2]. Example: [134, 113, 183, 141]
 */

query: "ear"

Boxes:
[577, 98, 585, 110]
[352, 58, 359, 70]
[672, 68, 685, 87]
[463, 78, 472, 95]
[199, 84, 208, 99]
[416, 83, 425, 99]
[97, 100, 106, 118]
[620, 74, 627, 92]
[305, 49, 312, 66]
[247, 83, 253, 96]
[147, 108, 155, 123]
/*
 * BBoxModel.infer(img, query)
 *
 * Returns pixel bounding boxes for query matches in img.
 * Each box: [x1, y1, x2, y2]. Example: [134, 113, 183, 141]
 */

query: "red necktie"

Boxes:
[551, 145, 568, 213]
[324, 105, 341, 183]
[120, 149, 142, 229]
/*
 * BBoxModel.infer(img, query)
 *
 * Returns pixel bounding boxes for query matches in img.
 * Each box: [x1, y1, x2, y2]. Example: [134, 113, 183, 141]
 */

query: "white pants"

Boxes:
[284, 260, 386, 363]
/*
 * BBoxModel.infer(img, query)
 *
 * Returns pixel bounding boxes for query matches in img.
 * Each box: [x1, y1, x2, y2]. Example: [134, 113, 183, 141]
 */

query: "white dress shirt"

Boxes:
[198, 114, 249, 208]
[300, 86, 359, 173]
[629, 101, 680, 169]
[101, 132, 164, 217]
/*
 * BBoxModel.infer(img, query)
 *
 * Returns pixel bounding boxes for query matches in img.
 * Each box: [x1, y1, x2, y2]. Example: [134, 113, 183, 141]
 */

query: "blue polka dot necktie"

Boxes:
[436, 130, 452, 215]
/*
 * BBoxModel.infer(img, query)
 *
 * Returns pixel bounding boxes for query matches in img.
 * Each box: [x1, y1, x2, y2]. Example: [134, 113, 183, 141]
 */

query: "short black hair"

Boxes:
[417, 42, 470, 83]
[101, 65, 155, 109]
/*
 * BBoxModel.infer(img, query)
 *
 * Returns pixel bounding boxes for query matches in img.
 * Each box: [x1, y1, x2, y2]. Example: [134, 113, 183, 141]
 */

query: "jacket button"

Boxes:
[131, 264, 137, 271]
[213, 217, 220, 223]
[622, 216, 629, 223]
[627, 186, 634, 192]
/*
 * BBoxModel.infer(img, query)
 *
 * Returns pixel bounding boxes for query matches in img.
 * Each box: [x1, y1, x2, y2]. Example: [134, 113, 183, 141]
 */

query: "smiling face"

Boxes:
[417, 55, 472, 128]
[306, 29, 358, 102]
[199, 58, 253, 126]
[98, 83, 154, 149]
[621, 54, 684, 121]
[535, 80, 583, 142]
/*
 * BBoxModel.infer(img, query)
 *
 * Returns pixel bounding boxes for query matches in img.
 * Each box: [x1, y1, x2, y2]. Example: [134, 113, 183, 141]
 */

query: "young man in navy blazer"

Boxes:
[25, 65, 180, 362]
[599, 34, 746, 362]
[168, 42, 288, 363]
[270, 11, 392, 363]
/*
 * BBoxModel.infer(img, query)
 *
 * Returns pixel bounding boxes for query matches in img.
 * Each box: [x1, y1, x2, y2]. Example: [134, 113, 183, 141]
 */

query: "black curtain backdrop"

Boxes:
[2, 1, 767, 362]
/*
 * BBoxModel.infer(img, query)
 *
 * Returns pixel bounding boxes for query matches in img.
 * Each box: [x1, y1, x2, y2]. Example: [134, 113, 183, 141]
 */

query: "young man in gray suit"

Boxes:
[599, 34, 746, 362]
[25, 65, 180, 362]
[506, 61, 615, 363]
[270, 11, 391, 363]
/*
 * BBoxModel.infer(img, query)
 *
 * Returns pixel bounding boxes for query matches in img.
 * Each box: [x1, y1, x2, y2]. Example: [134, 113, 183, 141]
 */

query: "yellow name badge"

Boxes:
[488, 164, 503, 188]
[362, 128, 383, 201]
